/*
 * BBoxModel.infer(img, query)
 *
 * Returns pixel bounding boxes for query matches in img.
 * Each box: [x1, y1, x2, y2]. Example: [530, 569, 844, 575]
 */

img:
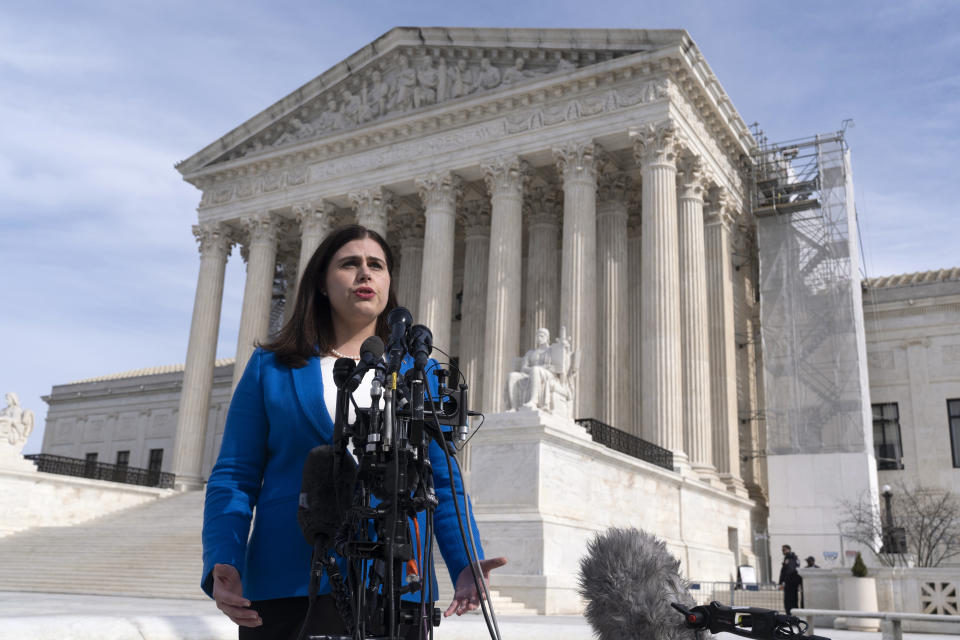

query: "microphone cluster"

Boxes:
[297, 307, 479, 640]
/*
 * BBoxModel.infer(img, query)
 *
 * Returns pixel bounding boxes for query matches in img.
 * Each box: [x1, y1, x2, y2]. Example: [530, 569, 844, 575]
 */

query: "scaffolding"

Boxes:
[753, 130, 872, 455]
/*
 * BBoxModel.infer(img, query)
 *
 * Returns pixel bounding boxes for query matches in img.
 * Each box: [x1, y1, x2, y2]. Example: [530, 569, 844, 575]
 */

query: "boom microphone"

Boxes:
[578, 528, 704, 640]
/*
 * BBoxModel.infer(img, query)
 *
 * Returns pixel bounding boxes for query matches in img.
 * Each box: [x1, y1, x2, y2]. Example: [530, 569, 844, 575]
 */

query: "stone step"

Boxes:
[0, 489, 537, 614]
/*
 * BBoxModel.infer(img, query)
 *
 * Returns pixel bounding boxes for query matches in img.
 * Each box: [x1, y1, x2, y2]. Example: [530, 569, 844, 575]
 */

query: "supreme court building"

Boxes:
[40, 28, 795, 607]
[170, 26, 759, 489]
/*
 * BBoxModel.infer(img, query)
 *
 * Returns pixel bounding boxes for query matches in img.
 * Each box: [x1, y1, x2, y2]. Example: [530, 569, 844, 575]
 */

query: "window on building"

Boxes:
[148, 449, 164, 486]
[948, 399, 960, 469]
[873, 403, 904, 470]
[148, 449, 163, 473]
[113, 450, 130, 483]
[84, 452, 98, 479]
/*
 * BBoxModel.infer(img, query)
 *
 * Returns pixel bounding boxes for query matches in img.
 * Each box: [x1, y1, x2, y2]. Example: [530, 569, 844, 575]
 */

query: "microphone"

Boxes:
[297, 445, 357, 550]
[578, 528, 701, 640]
[580, 528, 831, 640]
[406, 324, 433, 372]
[333, 357, 356, 390]
[345, 336, 385, 392]
[384, 307, 413, 374]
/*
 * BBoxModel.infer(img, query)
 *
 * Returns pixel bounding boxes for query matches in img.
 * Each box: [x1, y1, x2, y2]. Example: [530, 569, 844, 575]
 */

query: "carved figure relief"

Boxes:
[239, 49, 600, 155]
[507, 327, 578, 417]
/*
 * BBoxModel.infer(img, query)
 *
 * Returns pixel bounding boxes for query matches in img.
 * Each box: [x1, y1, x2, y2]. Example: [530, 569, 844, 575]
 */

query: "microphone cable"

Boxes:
[425, 388, 502, 640]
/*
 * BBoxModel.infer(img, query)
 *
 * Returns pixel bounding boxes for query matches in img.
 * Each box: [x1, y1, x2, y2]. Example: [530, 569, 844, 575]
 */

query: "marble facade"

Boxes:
[39, 28, 777, 607]
[169, 27, 758, 498]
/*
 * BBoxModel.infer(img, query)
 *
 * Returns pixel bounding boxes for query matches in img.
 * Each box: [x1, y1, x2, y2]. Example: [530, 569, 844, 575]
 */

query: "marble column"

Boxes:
[458, 199, 492, 407]
[596, 170, 630, 430]
[554, 142, 601, 420]
[172, 222, 233, 490]
[627, 189, 643, 439]
[632, 121, 684, 460]
[232, 214, 279, 390]
[280, 251, 299, 328]
[394, 209, 425, 312]
[348, 187, 393, 238]
[677, 158, 714, 475]
[295, 201, 335, 286]
[458, 199, 492, 482]
[704, 194, 743, 487]
[523, 185, 561, 347]
[481, 156, 527, 413]
[415, 172, 462, 350]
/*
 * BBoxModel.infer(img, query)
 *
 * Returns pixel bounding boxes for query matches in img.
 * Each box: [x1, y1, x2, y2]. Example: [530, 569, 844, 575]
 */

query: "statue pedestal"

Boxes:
[468, 410, 757, 614]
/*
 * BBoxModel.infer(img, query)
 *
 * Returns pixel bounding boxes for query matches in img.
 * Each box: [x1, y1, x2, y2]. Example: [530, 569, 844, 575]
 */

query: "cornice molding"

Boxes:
[184, 37, 754, 213]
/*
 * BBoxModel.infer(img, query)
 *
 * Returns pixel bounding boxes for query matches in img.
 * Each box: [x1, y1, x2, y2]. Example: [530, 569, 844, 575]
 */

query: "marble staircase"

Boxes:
[0, 489, 536, 614]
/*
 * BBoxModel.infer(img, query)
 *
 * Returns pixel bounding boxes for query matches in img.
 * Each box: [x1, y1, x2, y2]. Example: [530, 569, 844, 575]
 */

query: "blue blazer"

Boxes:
[202, 347, 482, 601]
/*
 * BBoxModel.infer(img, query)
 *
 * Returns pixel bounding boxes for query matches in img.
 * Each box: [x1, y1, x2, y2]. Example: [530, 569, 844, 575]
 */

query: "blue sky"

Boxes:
[2, 0, 958, 454]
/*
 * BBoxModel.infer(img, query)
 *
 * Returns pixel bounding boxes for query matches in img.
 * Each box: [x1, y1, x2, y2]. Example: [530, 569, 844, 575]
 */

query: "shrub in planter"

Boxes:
[851, 552, 868, 577]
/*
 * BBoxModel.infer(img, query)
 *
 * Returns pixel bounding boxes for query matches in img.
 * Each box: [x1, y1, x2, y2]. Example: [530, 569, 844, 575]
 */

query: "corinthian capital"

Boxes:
[704, 189, 736, 228]
[414, 172, 463, 211]
[630, 120, 679, 167]
[677, 156, 705, 201]
[523, 184, 562, 226]
[348, 187, 395, 218]
[481, 155, 530, 197]
[293, 201, 335, 236]
[243, 213, 279, 246]
[553, 141, 604, 184]
[458, 198, 492, 237]
[597, 170, 631, 204]
[192, 222, 234, 257]
[393, 207, 426, 245]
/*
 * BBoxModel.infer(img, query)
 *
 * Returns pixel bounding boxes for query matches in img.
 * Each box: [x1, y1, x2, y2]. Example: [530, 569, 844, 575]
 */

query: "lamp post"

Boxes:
[881, 484, 894, 553]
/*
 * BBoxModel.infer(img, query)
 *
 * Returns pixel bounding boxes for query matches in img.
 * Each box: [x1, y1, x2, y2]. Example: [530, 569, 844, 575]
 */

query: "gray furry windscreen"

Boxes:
[578, 527, 706, 640]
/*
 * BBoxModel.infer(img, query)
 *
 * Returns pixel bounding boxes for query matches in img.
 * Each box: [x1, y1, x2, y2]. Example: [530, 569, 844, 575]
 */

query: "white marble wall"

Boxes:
[0, 468, 171, 537]
[469, 410, 756, 614]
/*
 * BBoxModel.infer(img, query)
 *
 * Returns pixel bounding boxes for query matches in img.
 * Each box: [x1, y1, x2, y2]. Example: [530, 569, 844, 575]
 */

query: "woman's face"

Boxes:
[324, 237, 390, 330]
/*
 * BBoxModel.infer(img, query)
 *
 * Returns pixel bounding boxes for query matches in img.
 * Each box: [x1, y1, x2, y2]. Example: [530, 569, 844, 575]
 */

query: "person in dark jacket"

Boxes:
[778, 544, 802, 613]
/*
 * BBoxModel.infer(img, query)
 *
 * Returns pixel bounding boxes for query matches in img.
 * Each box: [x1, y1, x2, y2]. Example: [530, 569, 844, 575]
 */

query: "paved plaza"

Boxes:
[1, 592, 958, 640]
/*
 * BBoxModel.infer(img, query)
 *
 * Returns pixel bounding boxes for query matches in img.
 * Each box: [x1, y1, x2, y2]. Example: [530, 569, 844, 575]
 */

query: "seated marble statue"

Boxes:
[507, 327, 577, 417]
[0, 392, 34, 446]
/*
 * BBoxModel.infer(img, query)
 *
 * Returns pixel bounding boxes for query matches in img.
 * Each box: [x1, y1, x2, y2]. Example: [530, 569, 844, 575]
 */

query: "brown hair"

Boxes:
[260, 224, 397, 368]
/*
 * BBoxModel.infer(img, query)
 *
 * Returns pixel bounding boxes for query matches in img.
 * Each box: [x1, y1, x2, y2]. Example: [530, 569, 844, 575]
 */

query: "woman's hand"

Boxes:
[444, 557, 508, 617]
[212, 563, 262, 628]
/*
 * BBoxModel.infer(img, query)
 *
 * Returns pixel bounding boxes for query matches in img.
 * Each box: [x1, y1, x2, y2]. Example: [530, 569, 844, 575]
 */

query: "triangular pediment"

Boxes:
[176, 27, 688, 176]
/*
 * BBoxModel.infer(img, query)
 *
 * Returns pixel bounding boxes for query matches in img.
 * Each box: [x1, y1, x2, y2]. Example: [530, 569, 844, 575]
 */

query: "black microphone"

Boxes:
[578, 527, 700, 640]
[406, 324, 433, 371]
[384, 307, 413, 374]
[333, 357, 356, 390]
[345, 336, 385, 392]
[297, 445, 357, 550]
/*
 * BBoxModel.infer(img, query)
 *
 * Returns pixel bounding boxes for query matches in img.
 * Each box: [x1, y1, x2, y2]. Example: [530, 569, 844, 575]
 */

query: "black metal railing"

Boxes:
[25, 453, 175, 489]
[575, 418, 674, 471]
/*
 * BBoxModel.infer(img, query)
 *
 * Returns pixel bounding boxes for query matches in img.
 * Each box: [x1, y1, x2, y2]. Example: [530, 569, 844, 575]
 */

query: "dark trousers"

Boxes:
[239, 595, 348, 640]
[783, 576, 803, 614]
[239, 596, 425, 640]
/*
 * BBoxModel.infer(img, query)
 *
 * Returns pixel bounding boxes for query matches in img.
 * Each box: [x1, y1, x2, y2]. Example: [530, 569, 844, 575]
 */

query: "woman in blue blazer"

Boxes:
[202, 224, 506, 638]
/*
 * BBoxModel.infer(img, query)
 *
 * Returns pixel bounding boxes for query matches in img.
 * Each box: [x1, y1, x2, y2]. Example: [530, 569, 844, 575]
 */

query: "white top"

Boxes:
[319, 356, 383, 425]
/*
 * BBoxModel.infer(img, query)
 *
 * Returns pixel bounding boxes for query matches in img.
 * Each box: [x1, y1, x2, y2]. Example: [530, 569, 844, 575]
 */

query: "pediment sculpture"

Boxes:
[236, 49, 607, 158]
[507, 327, 579, 417]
